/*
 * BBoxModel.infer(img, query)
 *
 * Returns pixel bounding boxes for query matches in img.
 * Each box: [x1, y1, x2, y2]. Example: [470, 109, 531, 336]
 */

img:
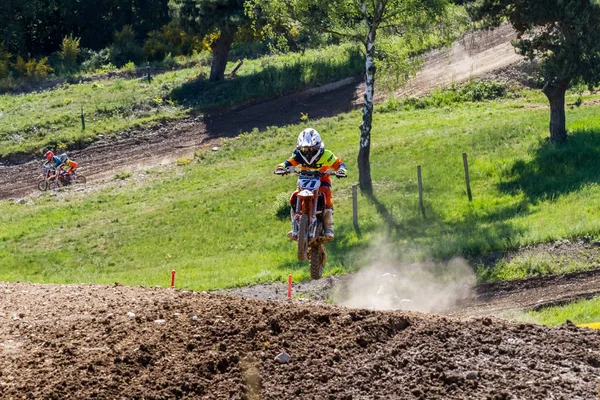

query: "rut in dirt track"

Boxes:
[1, 282, 598, 399]
[0, 24, 520, 201]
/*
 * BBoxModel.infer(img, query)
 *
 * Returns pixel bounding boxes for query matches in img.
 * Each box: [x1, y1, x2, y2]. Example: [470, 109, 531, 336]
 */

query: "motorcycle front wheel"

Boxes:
[37, 180, 48, 191]
[297, 214, 309, 261]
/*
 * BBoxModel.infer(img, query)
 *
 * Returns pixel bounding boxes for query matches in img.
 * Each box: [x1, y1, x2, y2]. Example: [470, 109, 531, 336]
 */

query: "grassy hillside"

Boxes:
[3, 89, 600, 290]
[0, 44, 362, 160]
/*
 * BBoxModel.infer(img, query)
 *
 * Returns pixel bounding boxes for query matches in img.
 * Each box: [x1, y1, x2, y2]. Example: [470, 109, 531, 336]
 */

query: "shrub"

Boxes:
[80, 48, 110, 72]
[0, 42, 11, 80]
[378, 80, 511, 113]
[176, 157, 192, 166]
[11, 56, 53, 80]
[109, 25, 143, 67]
[122, 61, 136, 72]
[60, 35, 81, 73]
[30, 57, 54, 79]
[143, 24, 200, 62]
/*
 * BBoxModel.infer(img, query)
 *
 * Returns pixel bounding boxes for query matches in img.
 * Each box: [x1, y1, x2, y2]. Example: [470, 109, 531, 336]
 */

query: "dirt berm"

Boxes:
[1, 282, 598, 399]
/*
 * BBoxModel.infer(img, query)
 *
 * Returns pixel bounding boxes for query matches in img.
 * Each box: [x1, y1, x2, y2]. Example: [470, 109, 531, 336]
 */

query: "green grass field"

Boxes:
[502, 297, 600, 326]
[3, 89, 600, 290]
[0, 44, 362, 160]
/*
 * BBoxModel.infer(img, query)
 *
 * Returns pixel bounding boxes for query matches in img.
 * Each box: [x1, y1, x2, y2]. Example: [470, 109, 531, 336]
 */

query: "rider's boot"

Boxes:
[323, 207, 334, 241]
[287, 208, 299, 240]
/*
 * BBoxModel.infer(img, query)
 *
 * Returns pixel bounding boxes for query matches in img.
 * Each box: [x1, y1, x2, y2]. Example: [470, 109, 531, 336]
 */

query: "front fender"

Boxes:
[297, 189, 315, 198]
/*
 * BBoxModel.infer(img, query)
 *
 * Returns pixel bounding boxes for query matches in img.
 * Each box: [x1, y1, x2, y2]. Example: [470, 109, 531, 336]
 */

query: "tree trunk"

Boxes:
[358, 30, 376, 195]
[209, 29, 236, 82]
[542, 78, 569, 142]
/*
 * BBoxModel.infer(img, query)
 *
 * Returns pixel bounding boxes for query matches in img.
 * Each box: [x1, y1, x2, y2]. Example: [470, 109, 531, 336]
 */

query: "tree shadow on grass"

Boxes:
[274, 194, 528, 278]
[360, 191, 529, 262]
[498, 129, 600, 203]
[170, 63, 362, 139]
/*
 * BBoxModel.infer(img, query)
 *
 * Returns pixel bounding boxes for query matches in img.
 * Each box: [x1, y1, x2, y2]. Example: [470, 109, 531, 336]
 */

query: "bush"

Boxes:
[378, 80, 511, 113]
[0, 42, 11, 80]
[143, 24, 200, 62]
[122, 61, 136, 72]
[60, 35, 81, 73]
[80, 48, 111, 72]
[143, 32, 170, 62]
[109, 25, 143, 67]
[12, 56, 53, 80]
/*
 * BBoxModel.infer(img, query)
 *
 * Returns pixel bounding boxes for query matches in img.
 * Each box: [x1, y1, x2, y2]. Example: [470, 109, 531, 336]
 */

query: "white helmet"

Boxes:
[297, 128, 324, 165]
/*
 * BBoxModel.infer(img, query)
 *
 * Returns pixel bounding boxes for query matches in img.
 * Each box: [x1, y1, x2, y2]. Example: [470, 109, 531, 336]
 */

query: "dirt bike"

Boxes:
[38, 166, 87, 191]
[275, 168, 346, 279]
[37, 166, 57, 191]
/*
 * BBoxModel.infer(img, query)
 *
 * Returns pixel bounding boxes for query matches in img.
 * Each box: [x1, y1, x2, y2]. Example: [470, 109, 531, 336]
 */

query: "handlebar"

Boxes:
[274, 168, 347, 178]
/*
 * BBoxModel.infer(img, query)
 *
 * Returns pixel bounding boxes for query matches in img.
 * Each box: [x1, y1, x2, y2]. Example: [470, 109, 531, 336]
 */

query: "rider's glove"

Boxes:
[336, 168, 347, 178]
[274, 163, 288, 174]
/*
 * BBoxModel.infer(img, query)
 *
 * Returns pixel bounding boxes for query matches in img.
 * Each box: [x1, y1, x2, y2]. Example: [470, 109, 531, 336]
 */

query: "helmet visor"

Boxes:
[300, 145, 320, 162]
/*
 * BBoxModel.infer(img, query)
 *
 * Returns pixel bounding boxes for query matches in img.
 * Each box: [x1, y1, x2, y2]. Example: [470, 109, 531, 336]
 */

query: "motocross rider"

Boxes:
[63, 158, 79, 181]
[43, 151, 63, 169]
[275, 128, 347, 241]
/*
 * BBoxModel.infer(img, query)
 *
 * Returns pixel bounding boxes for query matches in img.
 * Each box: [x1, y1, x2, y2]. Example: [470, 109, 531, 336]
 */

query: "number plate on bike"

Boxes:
[298, 175, 321, 190]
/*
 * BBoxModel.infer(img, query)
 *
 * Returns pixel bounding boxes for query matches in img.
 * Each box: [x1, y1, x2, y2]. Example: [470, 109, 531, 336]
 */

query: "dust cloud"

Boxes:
[334, 258, 476, 314]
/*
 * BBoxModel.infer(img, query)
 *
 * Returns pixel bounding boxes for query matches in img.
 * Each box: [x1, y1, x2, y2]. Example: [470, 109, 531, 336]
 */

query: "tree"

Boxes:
[468, 0, 600, 142]
[0, 0, 170, 58]
[170, 0, 248, 81]
[249, 0, 455, 194]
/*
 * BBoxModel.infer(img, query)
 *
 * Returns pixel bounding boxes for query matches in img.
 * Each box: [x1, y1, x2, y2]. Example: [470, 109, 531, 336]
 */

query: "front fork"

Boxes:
[295, 193, 318, 238]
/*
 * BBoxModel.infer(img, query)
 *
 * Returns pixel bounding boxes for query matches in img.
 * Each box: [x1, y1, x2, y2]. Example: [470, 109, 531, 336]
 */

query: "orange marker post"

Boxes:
[287, 275, 293, 299]
[171, 270, 176, 288]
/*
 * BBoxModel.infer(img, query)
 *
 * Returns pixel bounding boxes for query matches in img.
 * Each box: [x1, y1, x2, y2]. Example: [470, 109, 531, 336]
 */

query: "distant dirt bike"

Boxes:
[275, 168, 346, 279]
[38, 166, 86, 191]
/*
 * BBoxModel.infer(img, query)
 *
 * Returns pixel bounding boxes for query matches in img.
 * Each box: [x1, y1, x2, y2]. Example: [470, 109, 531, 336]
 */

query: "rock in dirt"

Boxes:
[274, 352, 290, 364]
[466, 371, 479, 380]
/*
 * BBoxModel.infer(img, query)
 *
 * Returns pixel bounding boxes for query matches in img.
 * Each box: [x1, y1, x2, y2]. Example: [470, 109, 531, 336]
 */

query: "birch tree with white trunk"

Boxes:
[248, 0, 458, 194]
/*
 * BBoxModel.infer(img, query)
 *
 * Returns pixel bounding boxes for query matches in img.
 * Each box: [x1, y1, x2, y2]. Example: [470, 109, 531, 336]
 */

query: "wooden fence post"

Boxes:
[230, 60, 244, 78]
[146, 63, 151, 83]
[352, 184, 359, 230]
[80, 106, 85, 131]
[417, 165, 426, 218]
[462, 152, 473, 202]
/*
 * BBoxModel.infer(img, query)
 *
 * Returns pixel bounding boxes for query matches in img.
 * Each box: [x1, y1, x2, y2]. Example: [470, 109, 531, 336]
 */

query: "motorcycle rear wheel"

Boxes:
[37, 180, 48, 191]
[297, 214, 309, 261]
[309, 244, 326, 280]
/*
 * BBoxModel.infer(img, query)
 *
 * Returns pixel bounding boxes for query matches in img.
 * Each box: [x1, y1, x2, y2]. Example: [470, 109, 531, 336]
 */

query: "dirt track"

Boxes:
[222, 266, 600, 317]
[1, 281, 598, 399]
[0, 24, 520, 201]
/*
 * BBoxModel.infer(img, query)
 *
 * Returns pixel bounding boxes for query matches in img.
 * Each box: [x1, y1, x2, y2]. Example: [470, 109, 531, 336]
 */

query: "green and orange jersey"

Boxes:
[278, 149, 346, 186]
[64, 159, 78, 170]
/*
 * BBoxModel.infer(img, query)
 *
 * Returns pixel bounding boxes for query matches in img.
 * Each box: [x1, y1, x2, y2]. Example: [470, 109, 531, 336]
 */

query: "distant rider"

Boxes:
[275, 128, 347, 240]
[43, 151, 63, 169]
[62, 158, 79, 182]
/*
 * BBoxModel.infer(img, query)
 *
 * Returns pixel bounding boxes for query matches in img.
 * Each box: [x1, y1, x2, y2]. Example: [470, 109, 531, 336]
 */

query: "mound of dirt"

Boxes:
[1, 282, 598, 399]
